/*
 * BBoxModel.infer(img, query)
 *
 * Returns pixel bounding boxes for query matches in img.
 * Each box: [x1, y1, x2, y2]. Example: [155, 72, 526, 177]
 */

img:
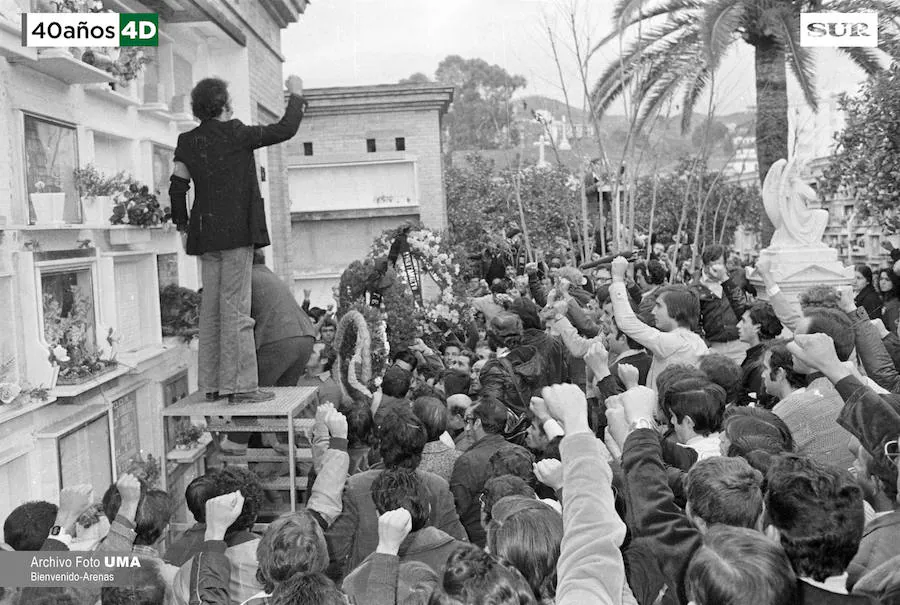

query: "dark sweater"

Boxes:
[690, 278, 747, 343]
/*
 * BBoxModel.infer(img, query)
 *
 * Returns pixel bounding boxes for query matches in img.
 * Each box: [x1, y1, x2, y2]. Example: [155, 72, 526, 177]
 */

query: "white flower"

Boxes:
[52, 345, 70, 363]
[437, 253, 449, 263]
[34, 181, 46, 192]
[0, 383, 21, 404]
[454, 264, 460, 275]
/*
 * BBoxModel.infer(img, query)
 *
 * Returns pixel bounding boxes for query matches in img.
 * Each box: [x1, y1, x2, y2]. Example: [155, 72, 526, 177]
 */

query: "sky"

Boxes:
[282, 0, 871, 118]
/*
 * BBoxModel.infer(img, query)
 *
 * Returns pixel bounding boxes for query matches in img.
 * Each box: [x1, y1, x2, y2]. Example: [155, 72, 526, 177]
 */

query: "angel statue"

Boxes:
[762, 158, 830, 249]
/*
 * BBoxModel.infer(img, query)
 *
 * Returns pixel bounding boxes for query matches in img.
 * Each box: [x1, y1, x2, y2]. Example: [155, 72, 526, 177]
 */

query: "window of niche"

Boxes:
[170, 53, 193, 114]
[41, 267, 98, 364]
[93, 132, 132, 178]
[0, 276, 18, 385]
[24, 115, 80, 225]
[152, 144, 174, 212]
[57, 411, 112, 494]
[114, 256, 157, 352]
[157, 253, 179, 289]
[140, 46, 162, 104]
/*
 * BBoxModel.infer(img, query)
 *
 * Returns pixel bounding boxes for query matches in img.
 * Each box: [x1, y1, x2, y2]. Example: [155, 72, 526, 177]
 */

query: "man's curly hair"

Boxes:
[217, 466, 264, 533]
[190, 77, 229, 121]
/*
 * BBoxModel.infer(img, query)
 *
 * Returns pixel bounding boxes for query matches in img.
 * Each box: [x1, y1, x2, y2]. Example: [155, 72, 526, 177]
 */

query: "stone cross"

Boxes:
[534, 135, 549, 167]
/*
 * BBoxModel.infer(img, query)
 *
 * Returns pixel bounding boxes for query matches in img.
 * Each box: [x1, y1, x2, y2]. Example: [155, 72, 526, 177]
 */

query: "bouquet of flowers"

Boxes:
[110, 182, 169, 227]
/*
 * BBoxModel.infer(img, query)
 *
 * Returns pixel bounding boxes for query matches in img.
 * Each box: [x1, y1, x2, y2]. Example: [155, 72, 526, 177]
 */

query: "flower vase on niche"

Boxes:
[81, 195, 111, 225]
[30, 182, 65, 224]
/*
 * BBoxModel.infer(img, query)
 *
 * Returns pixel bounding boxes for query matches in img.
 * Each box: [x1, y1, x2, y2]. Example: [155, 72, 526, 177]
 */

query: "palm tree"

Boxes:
[592, 0, 900, 245]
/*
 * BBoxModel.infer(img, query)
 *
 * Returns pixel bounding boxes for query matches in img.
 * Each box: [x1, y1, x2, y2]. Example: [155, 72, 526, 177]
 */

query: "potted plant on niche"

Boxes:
[73, 164, 127, 225]
[160, 284, 200, 344]
[30, 179, 66, 225]
[44, 286, 118, 386]
[174, 424, 204, 450]
[109, 181, 171, 244]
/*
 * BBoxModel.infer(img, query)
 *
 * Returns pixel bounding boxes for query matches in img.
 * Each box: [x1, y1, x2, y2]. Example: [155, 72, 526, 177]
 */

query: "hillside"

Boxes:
[452, 94, 757, 175]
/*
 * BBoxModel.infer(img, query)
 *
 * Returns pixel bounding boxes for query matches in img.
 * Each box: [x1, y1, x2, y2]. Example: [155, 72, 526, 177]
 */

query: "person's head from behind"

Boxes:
[3, 501, 57, 551]
[762, 342, 806, 400]
[256, 510, 328, 593]
[372, 468, 431, 533]
[668, 384, 726, 443]
[684, 456, 764, 532]
[378, 407, 428, 470]
[656, 365, 707, 410]
[765, 454, 864, 582]
[793, 307, 854, 371]
[413, 397, 449, 443]
[487, 447, 535, 486]
[340, 402, 374, 450]
[102, 484, 173, 547]
[442, 370, 471, 398]
[719, 407, 794, 458]
[480, 476, 535, 528]
[446, 394, 473, 435]
[468, 396, 509, 441]
[653, 286, 700, 333]
[382, 365, 413, 399]
[429, 543, 536, 605]
[185, 472, 219, 524]
[216, 466, 264, 534]
[698, 354, 742, 406]
[270, 572, 345, 605]
[485, 498, 562, 603]
[685, 526, 797, 605]
[100, 558, 167, 605]
[190, 77, 232, 121]
[739, 302, 783, 346]
[798, 285, 842, 311]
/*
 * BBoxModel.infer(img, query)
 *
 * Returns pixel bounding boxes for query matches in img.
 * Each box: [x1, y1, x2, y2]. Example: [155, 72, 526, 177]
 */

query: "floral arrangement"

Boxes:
[334, 310, 375, 402]
[125, 452, 161, 487]
[370, 222, 473, 334]
[110, 182, 169, 227]
[44, 287, 117, 384]
[73, 164, 128, 198]
[33, 179, 62, 193]
[83, 48, 152, 87]
[46, 0, 106, 12]
[174, 424, 204, 448]
[0, 381, 51, 406]
[160, 284, 200, 341]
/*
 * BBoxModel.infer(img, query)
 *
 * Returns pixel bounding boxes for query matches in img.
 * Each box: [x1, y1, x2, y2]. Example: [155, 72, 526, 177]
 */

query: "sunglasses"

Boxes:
[886, 439, 900, 467]
[464, 415, 476, 425]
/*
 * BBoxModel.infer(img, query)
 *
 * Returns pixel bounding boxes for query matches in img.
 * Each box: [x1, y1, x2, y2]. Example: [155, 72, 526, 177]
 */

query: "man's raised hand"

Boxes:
[205, 491, 245, 541]
[541, 383, 590, 436]
[376, 508, 412, 556]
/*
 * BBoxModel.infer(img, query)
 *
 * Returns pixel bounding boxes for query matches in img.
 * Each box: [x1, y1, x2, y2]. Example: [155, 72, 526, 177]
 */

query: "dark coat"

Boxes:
[325, 469, 466, 580]
[251, 264, 316, 348]
[738, 342, 775, 409]
[690, 278, 747, 343]
[855, 285, 883, 322]
[172, 94, 306, 255]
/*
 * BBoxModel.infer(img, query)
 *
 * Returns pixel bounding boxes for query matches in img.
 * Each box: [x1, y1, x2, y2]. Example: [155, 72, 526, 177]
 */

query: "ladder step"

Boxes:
[204, 418, 316, 433]
[222, 448, 312, 463]
[260, 476, 308, 491]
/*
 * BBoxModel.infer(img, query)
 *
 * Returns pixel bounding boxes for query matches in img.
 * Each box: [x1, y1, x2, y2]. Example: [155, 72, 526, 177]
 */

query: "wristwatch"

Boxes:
[629, 417, 656, 432]
[49, 525, 72, 546]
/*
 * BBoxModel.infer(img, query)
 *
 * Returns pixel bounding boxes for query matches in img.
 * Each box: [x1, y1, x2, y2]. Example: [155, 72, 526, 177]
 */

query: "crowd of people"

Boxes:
[4, 78, 900, 605]
[4, 235, 900, 605]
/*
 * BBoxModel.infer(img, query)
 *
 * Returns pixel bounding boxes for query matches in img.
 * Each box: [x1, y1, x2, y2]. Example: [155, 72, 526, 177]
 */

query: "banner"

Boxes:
[388, 229, 423, 306]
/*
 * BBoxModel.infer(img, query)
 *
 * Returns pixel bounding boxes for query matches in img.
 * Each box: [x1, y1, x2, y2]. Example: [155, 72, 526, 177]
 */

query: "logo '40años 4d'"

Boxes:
[800, 12, 879, 47]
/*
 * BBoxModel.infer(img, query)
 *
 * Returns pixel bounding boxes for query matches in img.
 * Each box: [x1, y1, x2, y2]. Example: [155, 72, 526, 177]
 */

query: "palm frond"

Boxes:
[768, 7, 818, 110]
[837, 46, 885, 75]
[701, 0, 745, 69]
[591, 25, 698, 113]
[680, 64, 713, 132]
[592, 0, 704, 52]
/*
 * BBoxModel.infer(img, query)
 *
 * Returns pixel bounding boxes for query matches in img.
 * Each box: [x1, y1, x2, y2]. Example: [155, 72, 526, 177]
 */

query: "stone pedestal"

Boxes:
[748, 245, 854, 305]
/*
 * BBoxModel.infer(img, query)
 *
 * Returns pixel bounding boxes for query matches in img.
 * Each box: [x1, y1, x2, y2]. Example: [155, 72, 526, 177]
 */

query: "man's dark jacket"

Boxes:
[690, 278, 747, 343]
[172, 94, 306, 255]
